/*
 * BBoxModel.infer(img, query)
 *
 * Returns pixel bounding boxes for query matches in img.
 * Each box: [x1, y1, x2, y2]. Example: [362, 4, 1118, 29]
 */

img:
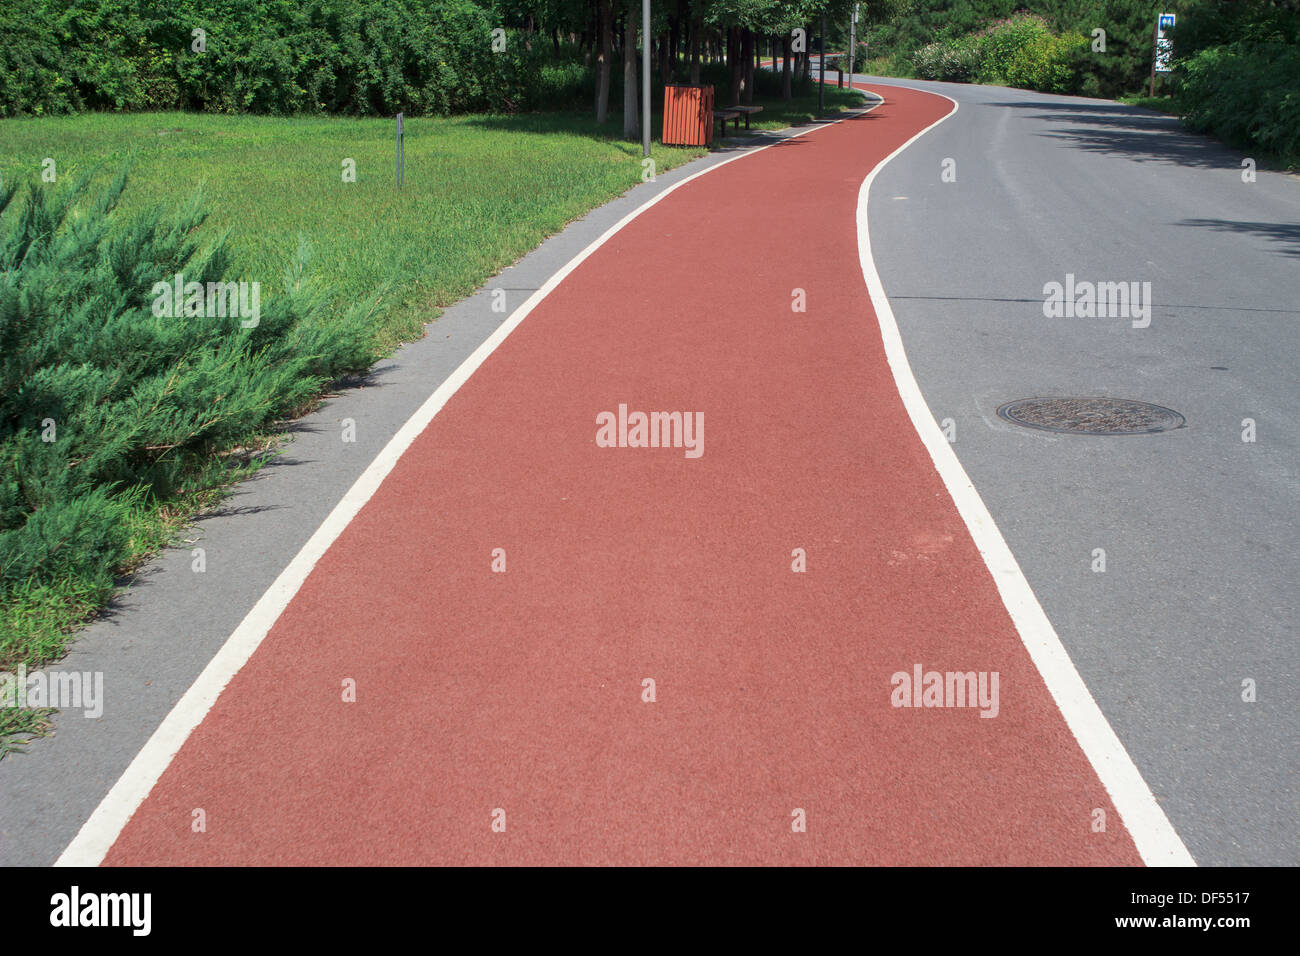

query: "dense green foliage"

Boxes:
[0, 167, 380, 628]
[1179, 40, 1300, 164]
[867, 0, 1299, 166]
[0, 0, 553, 116]
[867, 0, 1163, 96]
[891, 5, 1156, 96]
[911, 13, 1089, 93]
[0, 0, 861, 118]
[1004, 29, 1091, 93]
[1174, 0, 1300, 166]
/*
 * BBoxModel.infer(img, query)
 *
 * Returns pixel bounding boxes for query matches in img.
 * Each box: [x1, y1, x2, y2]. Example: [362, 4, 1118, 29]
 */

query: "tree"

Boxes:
[596, 0, 614, 121]
[690, 0, 704, 83]
[623, 0, 639, 136]
[741, 26, 755, 103]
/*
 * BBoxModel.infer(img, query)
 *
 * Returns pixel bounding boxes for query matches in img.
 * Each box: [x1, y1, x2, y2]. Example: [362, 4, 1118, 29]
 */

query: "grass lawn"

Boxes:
[1, 112, 708, 357]
[1117, 94, 1180, 115]
[0, 84, 866, 754]
[1, 86, 863, 354]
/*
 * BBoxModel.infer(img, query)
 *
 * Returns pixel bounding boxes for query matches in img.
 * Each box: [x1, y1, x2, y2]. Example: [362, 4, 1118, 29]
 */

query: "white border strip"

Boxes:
[854, 84, 1195, 867]
[55, 96, 883, 867]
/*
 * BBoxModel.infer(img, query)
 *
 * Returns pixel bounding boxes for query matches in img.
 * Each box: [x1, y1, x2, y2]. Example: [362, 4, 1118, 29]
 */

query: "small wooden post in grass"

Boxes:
[396, 112, 404, 188]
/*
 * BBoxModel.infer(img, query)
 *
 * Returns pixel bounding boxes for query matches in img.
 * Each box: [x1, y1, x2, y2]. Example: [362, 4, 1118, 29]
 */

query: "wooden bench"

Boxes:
[713, 105, 764, 136]
[713, 108, 741, 136]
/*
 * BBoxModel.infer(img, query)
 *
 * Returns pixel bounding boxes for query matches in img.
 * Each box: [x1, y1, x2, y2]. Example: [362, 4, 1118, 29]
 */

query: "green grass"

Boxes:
[0, 90, 862, 753]
[1117, 94, 1180, 115]
[0, 703, 55, 758]
[0, 90, 861, 353]
[1, 111, 707, 355]
[857, 55, 918, 80]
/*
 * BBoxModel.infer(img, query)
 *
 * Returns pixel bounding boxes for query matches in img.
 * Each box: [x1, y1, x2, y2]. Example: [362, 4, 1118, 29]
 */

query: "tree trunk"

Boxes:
[552, 26, 560, 56]
[727, 27, 742, 105]
[741, 30, 755, 105]
[689, 13, 701, 85]
[782, 35, 793, 100]
[623, 0, 638, 138]
[669, 13, 679, 75]
[595, 0, 613, 122]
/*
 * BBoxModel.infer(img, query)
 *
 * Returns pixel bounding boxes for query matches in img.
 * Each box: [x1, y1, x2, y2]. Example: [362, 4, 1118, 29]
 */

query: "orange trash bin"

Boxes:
[662, 85, 715, 147]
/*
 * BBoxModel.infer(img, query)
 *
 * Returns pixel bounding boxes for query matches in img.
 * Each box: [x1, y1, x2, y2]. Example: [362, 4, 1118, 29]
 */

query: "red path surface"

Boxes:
[105, 86, 1142, 865]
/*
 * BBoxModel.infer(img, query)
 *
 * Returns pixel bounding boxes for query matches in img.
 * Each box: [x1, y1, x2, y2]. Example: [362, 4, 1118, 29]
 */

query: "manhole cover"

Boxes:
[996, 397, 1185, 435]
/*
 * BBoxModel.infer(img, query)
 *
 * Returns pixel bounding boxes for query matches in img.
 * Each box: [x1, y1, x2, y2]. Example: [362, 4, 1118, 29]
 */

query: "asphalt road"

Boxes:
[858, 76, 1299, 865]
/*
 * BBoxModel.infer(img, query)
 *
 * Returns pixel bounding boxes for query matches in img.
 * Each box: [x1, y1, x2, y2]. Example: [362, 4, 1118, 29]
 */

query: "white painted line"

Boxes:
[55, 96, 885, 867]
[853, 84, 1195, 867]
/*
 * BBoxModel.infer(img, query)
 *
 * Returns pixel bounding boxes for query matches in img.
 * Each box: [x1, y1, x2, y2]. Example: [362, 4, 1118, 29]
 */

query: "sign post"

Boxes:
[1151, 13, 1175, 96]
[395, 112, 404, 188]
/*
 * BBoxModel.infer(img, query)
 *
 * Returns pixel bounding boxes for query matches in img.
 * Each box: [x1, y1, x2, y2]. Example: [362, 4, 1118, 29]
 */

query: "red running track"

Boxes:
[104, 85, 1141, 865]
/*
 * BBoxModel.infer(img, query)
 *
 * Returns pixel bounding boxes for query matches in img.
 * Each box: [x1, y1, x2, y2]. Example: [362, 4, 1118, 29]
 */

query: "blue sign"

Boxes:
[1155, 14, 1176, 72]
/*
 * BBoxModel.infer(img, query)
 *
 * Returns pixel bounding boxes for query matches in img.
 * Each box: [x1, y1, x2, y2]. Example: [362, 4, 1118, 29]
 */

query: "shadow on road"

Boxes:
[983, 99, 1167, 116]
[1174, 218, 1300, 259]
[982, 98, 1251, 171]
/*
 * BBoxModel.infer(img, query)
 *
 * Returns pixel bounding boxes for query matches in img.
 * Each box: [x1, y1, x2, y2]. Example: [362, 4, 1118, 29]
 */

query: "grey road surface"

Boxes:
[860, 76, 1298, 866]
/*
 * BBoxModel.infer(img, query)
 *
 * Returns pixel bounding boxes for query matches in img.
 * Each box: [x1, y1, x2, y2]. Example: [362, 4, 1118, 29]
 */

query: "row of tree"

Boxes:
[495, 0, 892, 131]
[0, 0, 897, 120]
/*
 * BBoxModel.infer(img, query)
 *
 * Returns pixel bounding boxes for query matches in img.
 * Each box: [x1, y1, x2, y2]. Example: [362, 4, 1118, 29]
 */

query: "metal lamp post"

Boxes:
[848, 4, 858, 82]
[643, 0, 651, 157]
[818, 11, 826, 115]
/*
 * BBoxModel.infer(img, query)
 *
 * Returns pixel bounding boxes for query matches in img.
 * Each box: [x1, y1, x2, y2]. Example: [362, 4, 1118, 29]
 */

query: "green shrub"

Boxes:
[976, 12, 1051, 84]
[0, 5, 79, 115]
[913, 36, 983, 82]
[1177, 40, 1300, 167]
[0, 166, 380, 613]
[862, 53, 916, 79]
[0, 0, 547, 117]
[866, 0, 1175, 97]
[1004, 31, 1089, 94]
[536, 61, 589, 109]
